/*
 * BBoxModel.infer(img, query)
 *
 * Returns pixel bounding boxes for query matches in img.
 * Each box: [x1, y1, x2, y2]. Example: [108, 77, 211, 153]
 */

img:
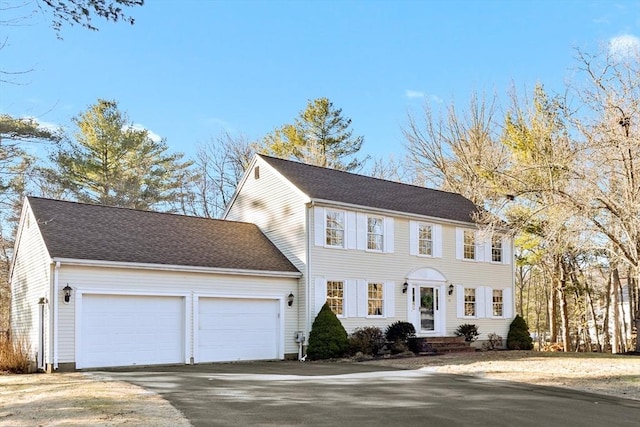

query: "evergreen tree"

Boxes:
[48, 99, 192, 210]
[307, 302, 349, 360]
[263, 98, 367, 171]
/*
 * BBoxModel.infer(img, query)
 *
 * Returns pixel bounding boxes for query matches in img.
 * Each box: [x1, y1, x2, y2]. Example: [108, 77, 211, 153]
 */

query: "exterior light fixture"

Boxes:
[403, 282, 409, 293]
[448, 284, 454, 296]
[63, 284, 72, 303]
[38, 297, 47, 305]
[287, 292, 294, 307]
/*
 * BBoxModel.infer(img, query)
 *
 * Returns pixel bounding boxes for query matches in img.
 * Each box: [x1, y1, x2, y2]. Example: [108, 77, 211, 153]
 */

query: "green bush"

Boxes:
[454, 324, 479, 342]
[349, 327, 385, 356]
[384, 321, 416, 343]
[307, 303, 349, 360]
[507, 315, 533, 350]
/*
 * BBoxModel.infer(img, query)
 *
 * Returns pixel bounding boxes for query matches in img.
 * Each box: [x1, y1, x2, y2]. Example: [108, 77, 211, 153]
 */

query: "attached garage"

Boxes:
[78, 294, 186, 369]
[197, 297, 281, 363]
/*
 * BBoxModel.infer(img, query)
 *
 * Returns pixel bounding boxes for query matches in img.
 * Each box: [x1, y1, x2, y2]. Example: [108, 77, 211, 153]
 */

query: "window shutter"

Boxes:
[476, 286, 486, 318]
[409, 221, 418, 255]
[356, 279, 368, 317]
[346, 211, 357, 249]
[384, 282, 395, 318]
[502, 236, 512, 265]
[356, 213, 367, 250]
[475, 232, 485, 262]
[314, 277, 327, 316]
[484, 237, 492, 263]
[456, 285, 464, 318]
[455, 228, 464, 260]
[433, 224, 443, 257]
[384, 218, 394, 253]
[314, 207, 324, 247]
[346, 279, 358, 318]
[485, 286, 494, 317]
[503, 287, 513, 318]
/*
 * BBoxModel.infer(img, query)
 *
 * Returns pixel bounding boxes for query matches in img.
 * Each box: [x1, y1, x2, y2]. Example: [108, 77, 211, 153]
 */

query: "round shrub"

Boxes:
[307, 302, 349, 360]
[507, 315, 534, 350]
[454, 323, 479, 343]
[385, 321, 416, 343]
[349, 326, 385, 356]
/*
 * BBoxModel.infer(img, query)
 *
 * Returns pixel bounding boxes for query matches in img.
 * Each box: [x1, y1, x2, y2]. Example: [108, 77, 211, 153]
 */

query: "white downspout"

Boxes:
[304, 202, 313, 359]
[53, 261, 61, 370]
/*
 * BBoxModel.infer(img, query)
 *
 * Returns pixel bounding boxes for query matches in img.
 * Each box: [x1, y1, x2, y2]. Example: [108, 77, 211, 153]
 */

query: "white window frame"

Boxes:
[325, 209, 345, 248]
[367, 282, 384, 317]
[366, 215, 384, 252]
[410, 221, 442, 257]
[492, 288, 503, 317]
[464, 287, 476, 317]
[463, 230, 476, 260]
[326, 280, 345, 317]
[418, 223, 433, 256]
[491, 235, 503, 263]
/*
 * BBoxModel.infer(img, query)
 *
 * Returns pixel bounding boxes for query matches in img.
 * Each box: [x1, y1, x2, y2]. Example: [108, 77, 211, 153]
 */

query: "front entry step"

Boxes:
[408, 336, 475, 355]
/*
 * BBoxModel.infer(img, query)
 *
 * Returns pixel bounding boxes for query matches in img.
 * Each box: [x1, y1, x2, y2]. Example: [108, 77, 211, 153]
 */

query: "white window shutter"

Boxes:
[384, 218, 394, 253]
[384, 282, 395, 318]
[356, 212, 366, 251]
[433, 224, 443, 257]
[346, 211, 357, 249]
[484, 237, 492, 263]
[503, 287, 513, 318]
[314, 277, 327, 316]
[314, 207, 325, 247]
[475, 232, 485, 262]
[485, 286, 494, 317]
[409, 221, 418, 255]
[346, 279, 358, 318]
[455, 228, 464, 259]
[356, 279, 368, 317]
[456, 285, 464, 318]
[502, 236, 512, 265]
[476, 286, 486, 318]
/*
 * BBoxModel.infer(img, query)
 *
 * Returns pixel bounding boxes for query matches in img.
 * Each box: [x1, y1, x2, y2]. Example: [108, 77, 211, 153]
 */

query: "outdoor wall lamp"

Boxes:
[402, 282, 409, 293]
[287, 292, 294, 307]
[448, 284, 454, 296]
[63, 284, 73, 304]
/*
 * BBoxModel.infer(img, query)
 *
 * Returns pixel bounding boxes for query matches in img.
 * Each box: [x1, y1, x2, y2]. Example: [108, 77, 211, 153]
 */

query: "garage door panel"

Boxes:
[198, 298, 279, 363]
[80, 295, 184, 368]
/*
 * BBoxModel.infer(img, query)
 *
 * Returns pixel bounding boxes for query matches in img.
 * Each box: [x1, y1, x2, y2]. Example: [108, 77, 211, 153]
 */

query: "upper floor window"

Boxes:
[327, 281, 344, 315]
[367, 216, 384, 251]
[367, 282, 384, 316]
[463, 230, 476, 260]
[464, 287, 476, 317]
[491, 236, 503, 262]
[418, 223, 433, 256]
[325, 210, 345, 247]
[492, 289, 503, 317]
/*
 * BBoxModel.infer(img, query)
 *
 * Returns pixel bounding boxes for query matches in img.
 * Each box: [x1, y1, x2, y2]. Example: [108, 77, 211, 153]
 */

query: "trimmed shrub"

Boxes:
[454, 323, 479, 343]
[349, 327, 385, 356]
[307, 303, 349, 360]
[507, 315, 534, 350]
[384, 321, 416, 343]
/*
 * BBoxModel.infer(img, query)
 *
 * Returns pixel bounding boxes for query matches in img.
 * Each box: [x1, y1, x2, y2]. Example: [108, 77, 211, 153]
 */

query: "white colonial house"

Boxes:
[10, 154, 514, 371]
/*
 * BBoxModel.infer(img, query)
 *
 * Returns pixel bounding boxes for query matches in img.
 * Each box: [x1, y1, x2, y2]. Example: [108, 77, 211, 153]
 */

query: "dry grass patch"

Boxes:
[0, 335, 30, 374]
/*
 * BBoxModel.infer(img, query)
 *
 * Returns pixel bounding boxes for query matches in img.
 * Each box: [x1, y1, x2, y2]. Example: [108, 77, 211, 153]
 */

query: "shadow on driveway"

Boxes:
[95, 361, 640, 427]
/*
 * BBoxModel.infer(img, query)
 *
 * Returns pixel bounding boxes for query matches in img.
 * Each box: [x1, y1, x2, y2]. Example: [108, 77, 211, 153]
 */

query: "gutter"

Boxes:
[50, 258, 301, 278]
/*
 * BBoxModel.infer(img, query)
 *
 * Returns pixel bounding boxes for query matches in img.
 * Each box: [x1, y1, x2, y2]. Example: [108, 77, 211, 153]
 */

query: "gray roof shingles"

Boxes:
[259, 155, 481, 223]
[27, 197, 299, 273]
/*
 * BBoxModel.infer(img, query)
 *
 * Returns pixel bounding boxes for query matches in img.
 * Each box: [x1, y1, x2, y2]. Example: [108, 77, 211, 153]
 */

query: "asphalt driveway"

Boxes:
[97, 361, 639, 427]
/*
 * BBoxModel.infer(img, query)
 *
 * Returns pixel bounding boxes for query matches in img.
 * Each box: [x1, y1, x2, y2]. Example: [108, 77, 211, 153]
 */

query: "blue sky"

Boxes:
[1, 0, 639, 163]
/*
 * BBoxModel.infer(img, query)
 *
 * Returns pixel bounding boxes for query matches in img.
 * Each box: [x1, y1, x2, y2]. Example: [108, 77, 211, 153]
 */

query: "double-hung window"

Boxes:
[463, 230, 476, 260]
[367, 216, 384, 251]
[464, 287, 476, 317]
[326, 281, 344, 315]
[367, 282, 384, 316]
[418, 223, 433, 256]
[326, 210, 345, 247]
[492, 289, 503, 317]
[491, 235, 503, 262]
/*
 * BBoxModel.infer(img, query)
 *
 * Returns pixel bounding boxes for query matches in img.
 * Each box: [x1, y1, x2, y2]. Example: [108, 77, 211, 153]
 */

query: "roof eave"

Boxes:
[51, 257, 302, 278]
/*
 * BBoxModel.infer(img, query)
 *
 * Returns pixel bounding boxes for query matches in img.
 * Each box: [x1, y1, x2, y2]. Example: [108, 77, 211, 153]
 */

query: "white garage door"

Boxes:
[198, 298, 280, 363]
[79, 294, 184, 368]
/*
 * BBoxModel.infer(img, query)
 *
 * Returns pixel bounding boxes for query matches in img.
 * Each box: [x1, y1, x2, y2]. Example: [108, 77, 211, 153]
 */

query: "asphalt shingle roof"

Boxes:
[259, 155, 481, 223]
[26, 197, 299, 273]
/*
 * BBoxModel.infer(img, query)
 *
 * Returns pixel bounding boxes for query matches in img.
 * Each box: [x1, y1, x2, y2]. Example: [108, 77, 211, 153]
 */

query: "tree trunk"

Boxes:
[559, 259, 571, 352]
[612, 267, 622, 354]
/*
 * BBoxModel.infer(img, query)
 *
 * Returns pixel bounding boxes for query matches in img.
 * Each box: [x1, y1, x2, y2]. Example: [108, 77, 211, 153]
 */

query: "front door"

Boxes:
[419, 286, 439, 333]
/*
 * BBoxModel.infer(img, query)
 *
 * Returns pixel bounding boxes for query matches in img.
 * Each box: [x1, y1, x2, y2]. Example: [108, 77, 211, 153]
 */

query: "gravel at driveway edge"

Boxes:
[0, 371, 191, 427]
